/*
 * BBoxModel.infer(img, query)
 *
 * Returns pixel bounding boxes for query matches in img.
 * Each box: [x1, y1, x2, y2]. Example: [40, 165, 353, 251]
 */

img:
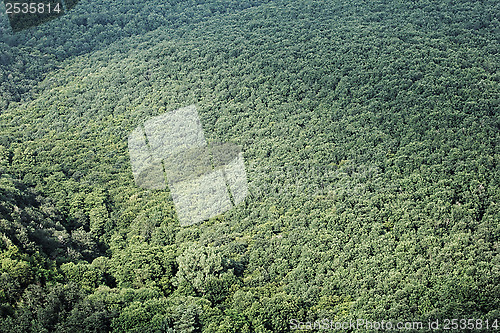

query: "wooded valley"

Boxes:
[0, 0, 498, 331]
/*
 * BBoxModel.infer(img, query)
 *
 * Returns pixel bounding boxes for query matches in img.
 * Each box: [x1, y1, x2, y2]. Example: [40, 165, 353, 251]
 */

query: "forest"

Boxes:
[0, 0, 498, 332]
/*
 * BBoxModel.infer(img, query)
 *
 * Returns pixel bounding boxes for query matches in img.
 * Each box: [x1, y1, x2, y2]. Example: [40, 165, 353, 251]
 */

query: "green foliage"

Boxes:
[109, 244, 176, 295]
[0, 0, 498, 331]
[60, 260, 107, 292]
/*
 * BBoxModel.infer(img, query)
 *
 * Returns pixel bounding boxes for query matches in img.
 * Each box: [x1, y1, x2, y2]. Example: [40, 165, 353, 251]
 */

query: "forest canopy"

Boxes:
[0, 0, 498, 332]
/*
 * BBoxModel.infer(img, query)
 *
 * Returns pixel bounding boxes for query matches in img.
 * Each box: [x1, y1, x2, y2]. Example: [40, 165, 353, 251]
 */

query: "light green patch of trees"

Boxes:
[0, 0, 498, 331]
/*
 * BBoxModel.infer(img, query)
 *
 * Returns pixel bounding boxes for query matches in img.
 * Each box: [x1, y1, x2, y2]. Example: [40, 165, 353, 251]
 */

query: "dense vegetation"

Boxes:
[0, 0, 499, 331]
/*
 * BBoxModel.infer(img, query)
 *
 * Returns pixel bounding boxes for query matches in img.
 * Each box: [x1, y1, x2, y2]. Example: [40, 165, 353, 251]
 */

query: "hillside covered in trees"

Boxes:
[0, 0, 498, 331]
